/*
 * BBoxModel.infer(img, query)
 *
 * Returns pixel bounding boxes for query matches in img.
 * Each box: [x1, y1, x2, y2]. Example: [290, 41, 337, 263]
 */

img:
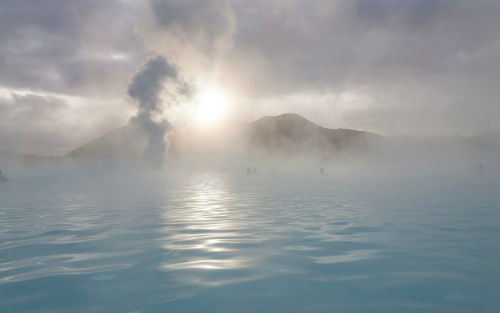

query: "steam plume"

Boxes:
[128, 55, 191, 167]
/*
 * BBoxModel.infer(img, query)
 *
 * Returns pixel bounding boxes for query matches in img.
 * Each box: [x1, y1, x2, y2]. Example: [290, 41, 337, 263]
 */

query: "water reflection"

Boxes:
[162, 258, 249, 270]
[158, 174, 250, 273]
[312, 249, 379, 264]
[1, 169, 499, 312]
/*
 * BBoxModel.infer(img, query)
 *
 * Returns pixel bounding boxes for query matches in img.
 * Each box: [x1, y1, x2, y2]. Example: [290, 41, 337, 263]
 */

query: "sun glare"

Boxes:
[195, 87, 228, 127]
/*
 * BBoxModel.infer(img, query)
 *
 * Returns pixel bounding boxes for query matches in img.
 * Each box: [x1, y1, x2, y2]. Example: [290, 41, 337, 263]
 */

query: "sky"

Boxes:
[0, 0, 499, 156]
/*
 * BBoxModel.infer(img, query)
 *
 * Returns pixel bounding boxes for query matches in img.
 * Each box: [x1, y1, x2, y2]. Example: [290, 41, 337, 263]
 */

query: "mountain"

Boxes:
[66, 126, 143, 160]
[0, 150, 59, 165]
[247, 113, 382, 157]
[65, 113, 382, 160]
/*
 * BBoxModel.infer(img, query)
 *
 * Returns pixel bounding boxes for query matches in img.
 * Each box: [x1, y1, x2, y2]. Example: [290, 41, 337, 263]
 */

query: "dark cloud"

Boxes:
[229, 0, 499, 93]
[151, 0, 230, 46]
[140, 0, 236, 68]
[0, 0, 144, 97]
[353, 0, 456, 26]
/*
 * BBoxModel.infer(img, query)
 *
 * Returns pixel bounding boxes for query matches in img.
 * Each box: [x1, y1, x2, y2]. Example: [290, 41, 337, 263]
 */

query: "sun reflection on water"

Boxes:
[159, 174, 250, 271]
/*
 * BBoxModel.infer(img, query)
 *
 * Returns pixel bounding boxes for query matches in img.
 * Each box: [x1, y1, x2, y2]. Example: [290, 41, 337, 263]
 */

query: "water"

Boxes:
[0, 165, 499, 312]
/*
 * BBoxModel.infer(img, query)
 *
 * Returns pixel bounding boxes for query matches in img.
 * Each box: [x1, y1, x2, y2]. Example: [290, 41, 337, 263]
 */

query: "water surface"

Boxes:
[0, 166, 499, 312]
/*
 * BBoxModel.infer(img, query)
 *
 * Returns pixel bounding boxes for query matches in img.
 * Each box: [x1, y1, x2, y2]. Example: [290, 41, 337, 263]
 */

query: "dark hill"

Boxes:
[247, 113, 382, 157]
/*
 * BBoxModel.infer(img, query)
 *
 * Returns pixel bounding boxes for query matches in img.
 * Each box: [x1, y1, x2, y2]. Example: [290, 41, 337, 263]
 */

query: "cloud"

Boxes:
[0, 0, 145, 97]
[224, 0, 500, 134]
[150, 0, 233, 50]
[0, 92, 68, 155]
[139, 0, 236, 74]
[0, 0, 499, 155]
[0, 90, 131, 155]
[228, 0, 499, 90]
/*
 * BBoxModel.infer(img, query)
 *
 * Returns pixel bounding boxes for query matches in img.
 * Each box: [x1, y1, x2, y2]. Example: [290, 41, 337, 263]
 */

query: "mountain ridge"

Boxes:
[1, 113, 497, 163]
[65, 113, 382, 160]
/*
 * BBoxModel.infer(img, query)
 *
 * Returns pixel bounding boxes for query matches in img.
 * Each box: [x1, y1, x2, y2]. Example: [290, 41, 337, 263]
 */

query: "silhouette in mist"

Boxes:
[0, 170, 6, 182]
[477, 163, 484, 174]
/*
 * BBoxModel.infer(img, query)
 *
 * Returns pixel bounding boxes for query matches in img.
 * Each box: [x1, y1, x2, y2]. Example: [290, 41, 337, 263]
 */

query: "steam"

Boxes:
[120, 0, 238, 169]
[128, 55, 191, 167]
[125, 1, 237, 167]
[136, 0, 236, 83]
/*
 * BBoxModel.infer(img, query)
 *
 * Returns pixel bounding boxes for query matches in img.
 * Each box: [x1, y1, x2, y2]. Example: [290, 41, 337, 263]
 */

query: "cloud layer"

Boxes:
[0, 0, 498, 154]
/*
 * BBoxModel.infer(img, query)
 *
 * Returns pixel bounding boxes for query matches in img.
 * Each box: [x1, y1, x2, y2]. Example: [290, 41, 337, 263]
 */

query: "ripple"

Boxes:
[90, 274, 115, 281]
[161, 257, 251, 271]
[283, 245, 320, 251]
[0, 262, 131, 284]
[0, 170, 498, 312]
[312, 249, 380, 264]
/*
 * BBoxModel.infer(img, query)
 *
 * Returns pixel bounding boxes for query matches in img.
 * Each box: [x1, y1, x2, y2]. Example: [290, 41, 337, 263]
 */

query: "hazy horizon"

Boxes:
[2, 111, 500, 158]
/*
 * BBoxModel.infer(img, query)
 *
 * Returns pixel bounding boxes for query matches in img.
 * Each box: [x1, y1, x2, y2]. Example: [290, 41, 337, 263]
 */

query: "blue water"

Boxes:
[1, 166, 499, 312]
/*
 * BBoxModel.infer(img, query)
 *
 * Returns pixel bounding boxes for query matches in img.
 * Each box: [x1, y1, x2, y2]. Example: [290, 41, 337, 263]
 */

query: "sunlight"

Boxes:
[195, 86, 228, 127]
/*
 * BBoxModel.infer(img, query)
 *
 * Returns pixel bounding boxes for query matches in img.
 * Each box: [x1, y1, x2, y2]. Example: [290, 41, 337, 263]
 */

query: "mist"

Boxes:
[2, 116, 498, 184]
[1, 1, 499, 312]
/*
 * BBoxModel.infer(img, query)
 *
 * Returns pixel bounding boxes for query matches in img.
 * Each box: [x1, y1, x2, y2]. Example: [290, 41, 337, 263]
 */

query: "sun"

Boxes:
[195, 87, 228, 127]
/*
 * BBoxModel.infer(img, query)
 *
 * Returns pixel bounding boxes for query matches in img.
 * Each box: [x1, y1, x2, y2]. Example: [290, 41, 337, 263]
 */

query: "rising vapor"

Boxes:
[128, 55, 191, 167]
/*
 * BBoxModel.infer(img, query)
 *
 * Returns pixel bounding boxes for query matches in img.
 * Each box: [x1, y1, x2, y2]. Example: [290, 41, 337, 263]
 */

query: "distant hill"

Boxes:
[0, 150, 59, 164]
[66, 126, 143, 160]
[247, 113, 382, 158]
[65, 113, 383, 160]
